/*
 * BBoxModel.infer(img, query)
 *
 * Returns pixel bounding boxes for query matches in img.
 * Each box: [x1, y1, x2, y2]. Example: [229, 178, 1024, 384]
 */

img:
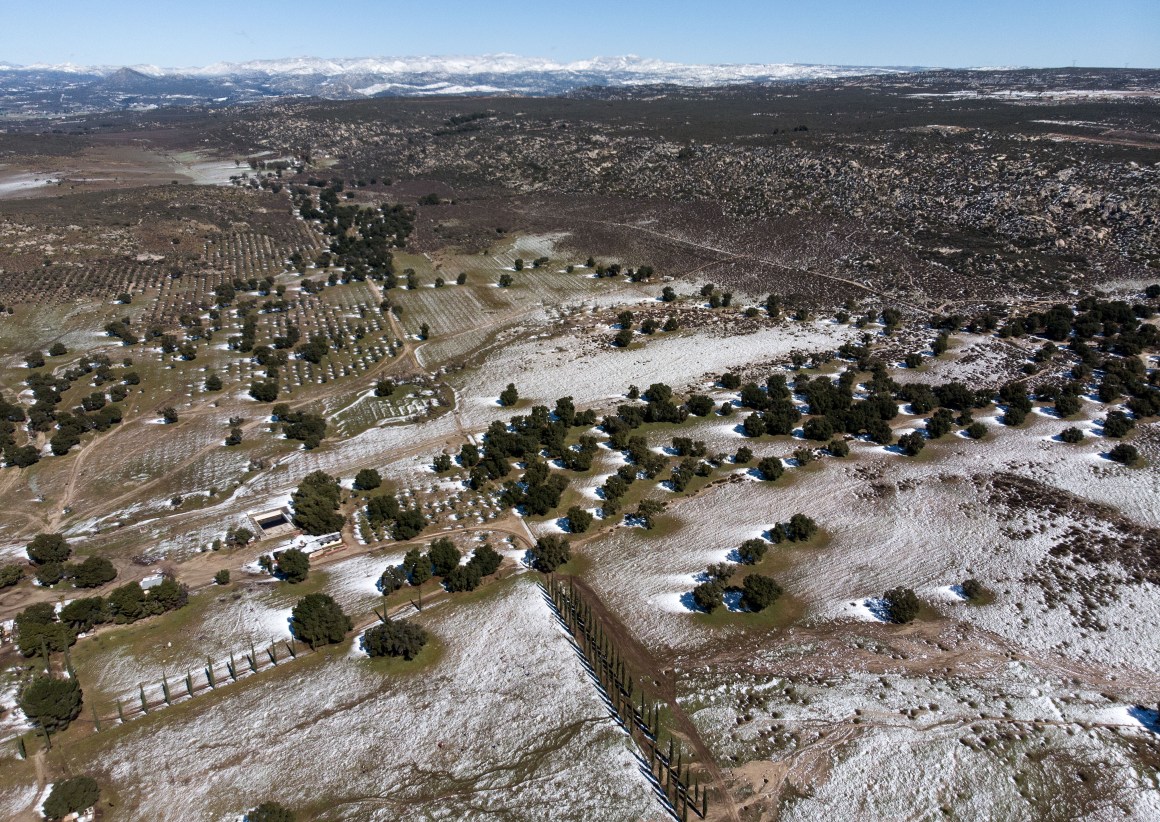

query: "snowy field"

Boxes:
[575, 408, 1160, 672]
[684, 653, 1160, 820]
[74, 579, 665, 821]
[451, 320, 858, 431]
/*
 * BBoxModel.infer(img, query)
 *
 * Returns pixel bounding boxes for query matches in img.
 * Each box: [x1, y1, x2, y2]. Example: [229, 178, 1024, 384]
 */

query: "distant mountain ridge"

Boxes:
[5, 53, 922, 84]
[0, 54, 926, 117]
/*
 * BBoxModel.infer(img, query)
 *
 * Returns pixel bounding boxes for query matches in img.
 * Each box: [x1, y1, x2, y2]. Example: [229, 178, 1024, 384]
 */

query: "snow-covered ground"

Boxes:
[82, 579, 665, 820]
[451, 320, 857, 431]
[576, 404, 1160, 673]
[687, 657, 1160, 820]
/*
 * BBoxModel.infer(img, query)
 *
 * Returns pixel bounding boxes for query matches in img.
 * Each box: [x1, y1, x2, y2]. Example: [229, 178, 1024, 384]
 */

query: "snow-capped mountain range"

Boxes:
[0, 54, 926, 116]
[6, 54, 920, 84]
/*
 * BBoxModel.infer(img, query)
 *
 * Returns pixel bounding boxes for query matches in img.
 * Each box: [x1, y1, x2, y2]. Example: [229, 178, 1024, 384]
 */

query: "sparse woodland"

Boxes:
[0, 71, 1158, 821]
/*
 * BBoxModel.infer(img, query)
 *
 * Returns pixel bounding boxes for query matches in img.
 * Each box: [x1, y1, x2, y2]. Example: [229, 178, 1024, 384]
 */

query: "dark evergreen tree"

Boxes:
[960, 578, 984, 601]
[291, 471, 344, 535]
[280, 410, 328, 449]
[1103, 410, 1135, 439]
[685, 394, 714, 416]
[828, 438, 850, 457]
[0, 563, 23, 589]
[803, 417, 834, 441]
[883, 587, 921, 623]
[740, 574, 782, 611]
[42, 776, 99, 819]
[445, 564, 483, 592]
[566, 506, 594, 533]
[378, 565, 407, 594]
[107, 582, 148, 623]
[362, 618, 428, 660]
[898, 431, 926, 456]
[499, 383, 519, 407]
[757, 457, 784, 481]
[467, 544, 503, 577]
[634, 499, 666, 529]
[530, 535, 570, 572]
[19, 675, 82, 739]
[1109, 443, 1140, 465]
[290, 594, 351, 649]
[743, 413, 767, 438]
[353, 468, 382, 491]
[737, 538, 768, 564]
[1054, 393, 1082, 418]
[692, 580, 724, 612]
[14, 603, 74, 656]
[966, 422, 988, 440]
[36, 562, 65, 587]
[428, 538, 461, 576]
[275, 548, 310, 583]
[925, 408, 955, 439]
[27, 533, 71, 565]
[786, 513, 818, 541]
[70, 556, 117, 588]
[59, 598, 107, 633]
[249, 380, 279, 402]
[147, 577, 189, 614]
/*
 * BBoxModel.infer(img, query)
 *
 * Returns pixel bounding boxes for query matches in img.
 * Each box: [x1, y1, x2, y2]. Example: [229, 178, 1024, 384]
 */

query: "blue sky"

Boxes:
[6, 0, 1158, 68]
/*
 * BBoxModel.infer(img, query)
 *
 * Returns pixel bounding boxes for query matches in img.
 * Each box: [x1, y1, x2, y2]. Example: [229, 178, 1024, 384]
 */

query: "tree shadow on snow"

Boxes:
[863, 597, 893, 622]
[629, 748, 681, 821]
[1128, 706, 1160, 735]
